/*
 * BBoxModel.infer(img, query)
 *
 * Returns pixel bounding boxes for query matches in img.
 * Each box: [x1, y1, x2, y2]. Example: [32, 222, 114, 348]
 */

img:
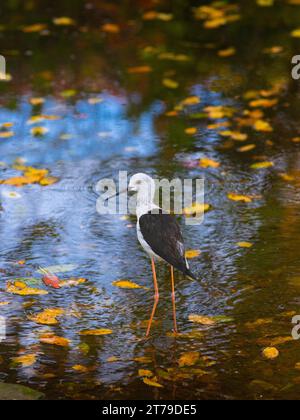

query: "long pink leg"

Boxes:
[170, 265, 178, 334]
[146, 258, 159, 337]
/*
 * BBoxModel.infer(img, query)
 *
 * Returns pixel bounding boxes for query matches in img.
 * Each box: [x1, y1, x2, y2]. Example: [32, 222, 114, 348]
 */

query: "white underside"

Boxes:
[137, 219, 162, 261]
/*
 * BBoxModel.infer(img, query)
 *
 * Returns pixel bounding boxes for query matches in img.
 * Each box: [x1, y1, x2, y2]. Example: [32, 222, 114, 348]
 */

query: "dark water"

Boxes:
[0, 0, 300, 400]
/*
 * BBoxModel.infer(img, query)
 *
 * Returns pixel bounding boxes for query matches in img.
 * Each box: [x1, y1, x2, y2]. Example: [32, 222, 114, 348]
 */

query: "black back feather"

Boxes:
[139, 212, 196, 279]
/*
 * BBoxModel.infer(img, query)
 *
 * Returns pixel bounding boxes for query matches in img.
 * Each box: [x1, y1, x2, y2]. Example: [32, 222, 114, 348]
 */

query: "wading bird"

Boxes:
[125, 173, 197, 337]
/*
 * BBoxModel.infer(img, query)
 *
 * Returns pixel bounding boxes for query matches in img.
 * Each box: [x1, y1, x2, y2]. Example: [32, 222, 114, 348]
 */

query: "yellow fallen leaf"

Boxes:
[22, 24, 47, 33]
[180, 96, 201, 106]
[127, 66, 152, 74]
[188, 314, 216, 325]
[227, 193, 252, 203]
[53, 17, 75, 26]
[133, 356, 152, 363]
[0, 131, 14, 138]
[199, 157, 220, 168]
[28, 308, 64, 325]
[143, 377, 163, 388]
[138, 369, 153, 377]
[291, 28, 300, 38]
[183, 203, 211, 216]
[40, 333, 70, 347]
[218, 47, 236, 57]
[250, 161, 274, 169]
[39, 176, 58, 186]
[79, 329, 113, 336]
[0, 301, 10, 306]
[112, 280, 143, 289]
[237, 242, 253, 248]
[29, 97, 45, 106]
[185, 250, 201, 259]
[107, 356, 119, 363]
[1, 122, 14, 128]
[102, 23, 120, 34]
[30, 126, 49, 136]
[257, 0, 274, 6]
[262, 347, 279, 360]
[249, 99, 278, 108]
[254, 120, 273, 132]
[237, 144, 256, 152]
[72, 365, 89, 373]
[178, 351, 200, 367]
[143, 11, 173, 21]
[162, 78, 179, 89]
[6, 281, 48, 296]
[185, 127, 197, 135]
[59, 278, 86, 287]
[279, 173, 295, 182]
[12, 354, 36, 367]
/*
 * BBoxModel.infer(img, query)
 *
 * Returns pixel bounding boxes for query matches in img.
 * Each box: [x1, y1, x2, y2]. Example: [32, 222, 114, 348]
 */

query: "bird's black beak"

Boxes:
[107, 188, 135, 199]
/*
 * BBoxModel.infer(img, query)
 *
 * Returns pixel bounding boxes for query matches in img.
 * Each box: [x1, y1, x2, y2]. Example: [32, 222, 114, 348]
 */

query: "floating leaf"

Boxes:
[218, 47, 236, 57]
[28, 308, 64, 325]
[59, 278, 87, 288]
[250, 161, 274, 169]
[133, 356, 152, 364]
[178, 351, 200, 367]
[162, 78, 179, 89]
[143, 377, 163, 388]
[0, 131, 14, 138]
[188, 314, 216, 325]
[112, 280, 144, 289]
[53, 17, 75, 26]
[12, 354, 36, 368]
[138, 369, 153, 377]
[237, 242, 253, 248]
[30, 126, 49, 136]
[185, 127, 197, 135]
[227, 193, 252, 203]
[249, 99, 278, 108]
[79, 329, 113, 336]
[6, 281, 48, 296]
[262, 347, 279, 360]
[22, 24, 47, 33]
[29, 97, 45, 106]
[101, 23, 120, 34]
[127, 66, 152, 74]
[183, 203, 211, 216]
[237, 144, 256, 152]
[185, 249, 201, 259]
[180, 96, 201, 106]
[254, 120, 273, 132]
[40, 333, 70, 347]
[291, 28, 300, 38]
[199, 157, 220, 168]
[72, 365, 89, 373]
[107, 356, 119, 363]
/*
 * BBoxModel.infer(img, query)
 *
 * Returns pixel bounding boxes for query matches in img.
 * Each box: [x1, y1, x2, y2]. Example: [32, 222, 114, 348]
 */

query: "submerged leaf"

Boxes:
[178, 351, 200, 367]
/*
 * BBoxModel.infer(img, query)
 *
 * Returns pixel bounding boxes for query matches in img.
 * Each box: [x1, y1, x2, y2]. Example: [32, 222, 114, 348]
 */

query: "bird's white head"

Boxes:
[128, 173, 157, 216]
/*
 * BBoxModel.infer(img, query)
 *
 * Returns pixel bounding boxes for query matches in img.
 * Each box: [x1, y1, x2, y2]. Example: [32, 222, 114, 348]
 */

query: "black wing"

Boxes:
[139, 212, 195, 278]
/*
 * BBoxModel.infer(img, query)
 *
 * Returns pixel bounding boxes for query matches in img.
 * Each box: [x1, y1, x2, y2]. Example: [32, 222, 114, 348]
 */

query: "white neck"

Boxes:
[136, 185, 158, 219]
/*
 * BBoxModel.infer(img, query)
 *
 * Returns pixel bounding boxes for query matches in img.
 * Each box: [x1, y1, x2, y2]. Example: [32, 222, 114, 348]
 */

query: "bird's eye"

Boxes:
[136, 180, 141, 185]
